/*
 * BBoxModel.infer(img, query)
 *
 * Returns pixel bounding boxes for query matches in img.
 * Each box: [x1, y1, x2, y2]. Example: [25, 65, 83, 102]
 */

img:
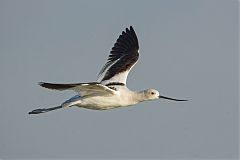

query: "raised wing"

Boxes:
[38, 82, 115, 96]
[97, 26, 139, 85]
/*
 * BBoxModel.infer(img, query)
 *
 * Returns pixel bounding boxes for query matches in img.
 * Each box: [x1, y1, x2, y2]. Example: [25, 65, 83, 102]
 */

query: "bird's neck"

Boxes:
[133, 90, 146, 103]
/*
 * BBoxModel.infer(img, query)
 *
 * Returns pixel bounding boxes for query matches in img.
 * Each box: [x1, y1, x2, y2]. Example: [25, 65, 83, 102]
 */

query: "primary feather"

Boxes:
[97, 26, 139, 85]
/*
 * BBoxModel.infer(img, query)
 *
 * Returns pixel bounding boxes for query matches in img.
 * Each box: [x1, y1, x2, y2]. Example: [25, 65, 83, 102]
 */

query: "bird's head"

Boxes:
[143, 89, 188, 101]
[143, 89, 160, 100]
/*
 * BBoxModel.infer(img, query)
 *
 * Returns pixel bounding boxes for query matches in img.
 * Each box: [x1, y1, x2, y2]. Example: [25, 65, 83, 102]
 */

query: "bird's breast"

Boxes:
[78, 93, 136, 110]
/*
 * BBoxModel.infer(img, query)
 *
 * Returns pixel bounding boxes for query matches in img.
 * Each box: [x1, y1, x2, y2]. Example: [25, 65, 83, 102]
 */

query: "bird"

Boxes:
[29, 26, 187, 114]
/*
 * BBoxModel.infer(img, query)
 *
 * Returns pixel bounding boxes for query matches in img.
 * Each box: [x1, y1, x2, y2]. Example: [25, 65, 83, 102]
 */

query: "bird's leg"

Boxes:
[29, 95, 82, 114]
[28, 106, 62, 114]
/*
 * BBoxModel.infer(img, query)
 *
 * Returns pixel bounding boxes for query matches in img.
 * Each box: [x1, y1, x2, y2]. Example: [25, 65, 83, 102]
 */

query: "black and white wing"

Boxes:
[38, 82, 116, 96]
[97, 26, 139, 85]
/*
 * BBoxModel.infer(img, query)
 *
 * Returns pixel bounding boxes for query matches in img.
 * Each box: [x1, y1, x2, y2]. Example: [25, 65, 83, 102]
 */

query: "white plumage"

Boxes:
[29, 26, 187, 114]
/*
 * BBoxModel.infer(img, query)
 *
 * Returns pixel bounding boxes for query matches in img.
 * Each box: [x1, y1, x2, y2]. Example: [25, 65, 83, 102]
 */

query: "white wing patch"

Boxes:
[100, 71, 129, 85]
[73, 83, 116, 96]
[97, 58, 120, 82]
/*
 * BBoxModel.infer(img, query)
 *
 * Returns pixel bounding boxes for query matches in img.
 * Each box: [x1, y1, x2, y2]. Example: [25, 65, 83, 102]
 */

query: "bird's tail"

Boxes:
[28, 106, 63, 114]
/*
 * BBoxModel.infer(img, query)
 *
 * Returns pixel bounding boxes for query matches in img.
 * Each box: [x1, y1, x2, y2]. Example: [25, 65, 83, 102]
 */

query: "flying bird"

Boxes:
[29, 26, 187, 114]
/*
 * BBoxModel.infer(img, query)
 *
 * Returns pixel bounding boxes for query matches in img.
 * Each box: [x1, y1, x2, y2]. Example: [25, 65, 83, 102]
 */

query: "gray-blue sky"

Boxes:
[0, 0, 238, 159]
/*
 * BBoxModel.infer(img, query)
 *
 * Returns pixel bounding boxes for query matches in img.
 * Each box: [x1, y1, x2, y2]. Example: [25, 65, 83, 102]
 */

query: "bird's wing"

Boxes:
[38, 82, 116, 96]
[97, 26, 139, 86]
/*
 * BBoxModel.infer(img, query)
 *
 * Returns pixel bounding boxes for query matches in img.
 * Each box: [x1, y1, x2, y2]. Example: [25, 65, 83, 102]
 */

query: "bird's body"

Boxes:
[29, 26, 186, 114]
[40, 82, 149, 111]
[70, 86, 138, 110]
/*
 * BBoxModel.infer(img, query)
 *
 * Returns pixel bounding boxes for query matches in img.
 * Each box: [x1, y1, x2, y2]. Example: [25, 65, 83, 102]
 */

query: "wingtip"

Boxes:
[28, 111, 34, 114]
[127, 26, 134, 31]
[125, 26, 134, 32]
[38, 82, 44, 86]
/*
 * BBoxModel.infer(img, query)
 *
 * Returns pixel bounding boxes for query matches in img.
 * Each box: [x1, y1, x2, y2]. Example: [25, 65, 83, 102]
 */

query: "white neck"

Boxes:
[133, 90, 147, 103]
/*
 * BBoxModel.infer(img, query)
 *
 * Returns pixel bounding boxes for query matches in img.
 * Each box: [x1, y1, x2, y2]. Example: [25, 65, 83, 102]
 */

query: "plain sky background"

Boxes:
[0, 0, 238, 159]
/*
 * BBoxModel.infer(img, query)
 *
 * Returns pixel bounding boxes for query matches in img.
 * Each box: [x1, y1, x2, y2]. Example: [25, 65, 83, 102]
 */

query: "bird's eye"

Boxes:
[151, 92, 155, 95]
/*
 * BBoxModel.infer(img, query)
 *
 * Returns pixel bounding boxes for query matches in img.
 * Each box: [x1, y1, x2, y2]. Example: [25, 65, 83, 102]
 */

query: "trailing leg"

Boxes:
[28, 106, 63, 114]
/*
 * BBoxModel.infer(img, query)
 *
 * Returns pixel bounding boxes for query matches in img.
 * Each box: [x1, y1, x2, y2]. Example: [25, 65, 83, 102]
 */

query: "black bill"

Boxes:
[159, 95, 188, 101]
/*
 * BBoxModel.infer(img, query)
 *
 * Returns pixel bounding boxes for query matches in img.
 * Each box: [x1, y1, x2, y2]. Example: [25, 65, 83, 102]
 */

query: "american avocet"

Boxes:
[29, 26, 187, 114]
